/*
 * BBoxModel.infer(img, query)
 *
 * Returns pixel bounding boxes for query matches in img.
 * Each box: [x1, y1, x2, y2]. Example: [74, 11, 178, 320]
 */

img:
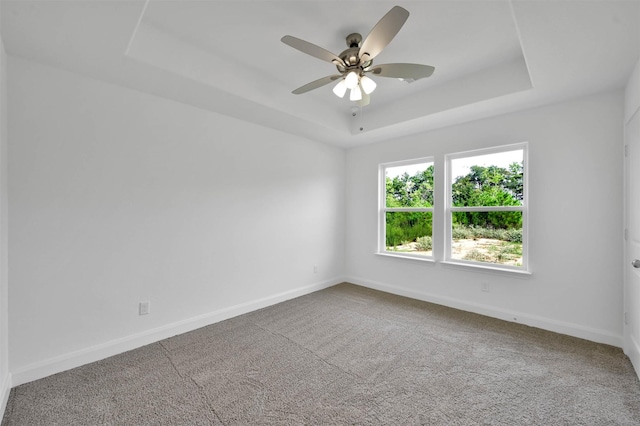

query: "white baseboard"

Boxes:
[625, 332, 640, 380]
[11, 277, 344, 387]
[347, 276, 623, 348]
[0, 372, 11, 421]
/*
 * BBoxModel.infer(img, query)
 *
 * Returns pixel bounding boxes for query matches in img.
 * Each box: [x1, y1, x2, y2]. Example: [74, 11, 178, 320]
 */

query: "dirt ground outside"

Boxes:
[388, 238, 523, 266]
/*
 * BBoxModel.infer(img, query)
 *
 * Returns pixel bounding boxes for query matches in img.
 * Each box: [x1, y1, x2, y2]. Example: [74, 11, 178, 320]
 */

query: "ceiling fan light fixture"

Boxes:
[360, 75, 377, 94]
[349, 86, 362, 101]
[345, 71, 359, 89]
[332, 79, 348, 98]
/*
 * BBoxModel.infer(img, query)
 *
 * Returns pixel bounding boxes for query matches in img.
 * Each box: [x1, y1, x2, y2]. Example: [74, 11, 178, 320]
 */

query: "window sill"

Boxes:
[376, 252, 436, 263]
[375, 253, 532, 276]
[440, 260, 532, 277]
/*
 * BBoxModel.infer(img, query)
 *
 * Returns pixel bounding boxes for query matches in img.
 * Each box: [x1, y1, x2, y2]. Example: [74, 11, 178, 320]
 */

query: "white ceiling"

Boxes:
[2, 0, 639, 147]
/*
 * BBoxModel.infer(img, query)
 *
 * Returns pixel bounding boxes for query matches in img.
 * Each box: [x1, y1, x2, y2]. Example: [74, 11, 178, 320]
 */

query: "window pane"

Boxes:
[451, 150, 523, 207]
[451, 212, 523, 266]
[385, 162, 434, 208]
[386, 212, 432, 256]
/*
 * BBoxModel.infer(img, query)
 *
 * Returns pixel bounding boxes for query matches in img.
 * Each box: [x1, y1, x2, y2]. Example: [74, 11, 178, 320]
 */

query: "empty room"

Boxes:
[1, 0, 640, 424]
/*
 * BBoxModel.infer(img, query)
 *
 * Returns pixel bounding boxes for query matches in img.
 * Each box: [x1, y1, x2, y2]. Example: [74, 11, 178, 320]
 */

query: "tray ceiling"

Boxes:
[2, 1, 639, 147]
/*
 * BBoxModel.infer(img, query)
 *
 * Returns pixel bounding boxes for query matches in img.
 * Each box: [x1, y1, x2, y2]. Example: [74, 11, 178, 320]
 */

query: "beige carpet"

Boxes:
[3, 283, 640, 425]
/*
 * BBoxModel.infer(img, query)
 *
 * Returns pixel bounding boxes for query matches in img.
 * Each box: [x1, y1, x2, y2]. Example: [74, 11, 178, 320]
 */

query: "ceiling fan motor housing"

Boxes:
[346, 33, 362, 48]
[337, 33, 372, 73]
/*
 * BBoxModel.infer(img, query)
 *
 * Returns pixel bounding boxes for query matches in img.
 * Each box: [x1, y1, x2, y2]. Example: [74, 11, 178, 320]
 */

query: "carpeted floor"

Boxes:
[3, 283, 640, 425]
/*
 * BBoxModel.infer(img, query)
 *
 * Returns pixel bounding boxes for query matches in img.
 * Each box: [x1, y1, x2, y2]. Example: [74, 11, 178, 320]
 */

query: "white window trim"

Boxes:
[378, 157, 435, 260]
[444, 142, 529, 272]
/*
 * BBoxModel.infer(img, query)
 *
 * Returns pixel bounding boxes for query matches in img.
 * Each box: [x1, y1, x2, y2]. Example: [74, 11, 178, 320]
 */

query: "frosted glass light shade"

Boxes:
[349, 86, 362, 101]
[360, 75, 377, 94]
[332, 80, 347, 98]
[345, 71, 359, 89]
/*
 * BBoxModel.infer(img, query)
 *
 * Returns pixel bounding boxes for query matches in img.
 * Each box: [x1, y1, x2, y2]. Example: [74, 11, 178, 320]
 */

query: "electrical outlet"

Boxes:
[139, 301, 150, 315]
[313, 265, 318, 274]
[481, 282, 490, 292]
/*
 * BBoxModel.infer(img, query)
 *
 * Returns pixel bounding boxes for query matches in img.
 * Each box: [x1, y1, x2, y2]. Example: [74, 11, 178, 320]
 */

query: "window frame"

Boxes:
[378, 157, 435, 261]
[444, 143, 529, 272]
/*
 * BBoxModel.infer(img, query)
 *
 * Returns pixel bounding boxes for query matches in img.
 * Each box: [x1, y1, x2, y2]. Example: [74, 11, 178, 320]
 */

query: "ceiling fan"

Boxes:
[281, 5, 434, 105]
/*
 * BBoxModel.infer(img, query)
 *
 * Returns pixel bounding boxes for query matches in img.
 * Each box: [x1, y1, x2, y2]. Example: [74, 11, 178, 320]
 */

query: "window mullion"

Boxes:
[450, 206, 523, 212]
[384, 208, 433, 213]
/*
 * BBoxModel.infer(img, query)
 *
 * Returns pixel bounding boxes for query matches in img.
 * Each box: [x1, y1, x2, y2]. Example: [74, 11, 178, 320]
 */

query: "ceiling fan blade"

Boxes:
[358, 6, 410, 63]
[292, 75, 343, 95]
[281, 35, 346, 67]
[368, 63, 435, 80]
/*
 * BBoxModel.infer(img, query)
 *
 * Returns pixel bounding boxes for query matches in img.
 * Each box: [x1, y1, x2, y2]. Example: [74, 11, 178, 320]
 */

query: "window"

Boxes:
[377, 143, 528, 273]
[446, 144, 527, 270]
[379, 158, 434, 258]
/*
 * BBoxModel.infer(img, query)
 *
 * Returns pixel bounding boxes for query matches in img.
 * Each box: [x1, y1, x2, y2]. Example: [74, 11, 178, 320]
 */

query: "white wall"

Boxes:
[345, 90, 624, 346]
[8, 57, 345, 385]
[0, 12, 11, 415]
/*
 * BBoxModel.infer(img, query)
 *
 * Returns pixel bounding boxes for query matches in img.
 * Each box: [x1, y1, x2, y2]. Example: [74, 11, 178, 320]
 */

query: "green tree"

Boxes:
[451, 163, 523, 230]
[386, 165, 434, 208]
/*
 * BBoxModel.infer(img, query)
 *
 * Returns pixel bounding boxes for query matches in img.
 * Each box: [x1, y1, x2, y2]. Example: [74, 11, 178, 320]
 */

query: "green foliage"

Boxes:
[385, 212, 432, 247]
[452, 163, 523, 207]
[415, 236, 432, 251]
[386, 165, 434, 208]
[464, 249, 490, 262]
[453, 211, 522, 230]
[503, 228, 522, 243]
[452, 225, 472, 240]
[451, 224, 522, 242]
[451, 162, 523, 230]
